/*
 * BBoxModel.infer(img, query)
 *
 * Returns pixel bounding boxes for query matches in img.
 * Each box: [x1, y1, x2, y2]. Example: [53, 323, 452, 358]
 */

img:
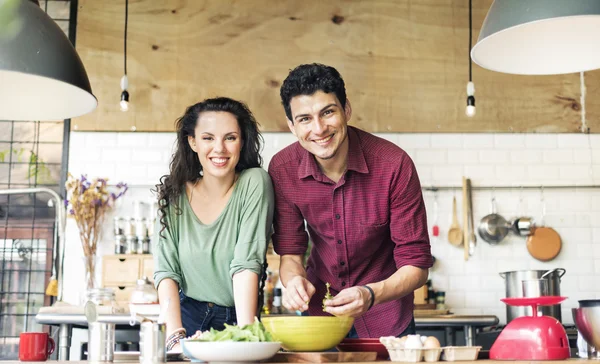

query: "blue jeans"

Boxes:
[179, 291, 237, 335]
[345, 317, 417, 338]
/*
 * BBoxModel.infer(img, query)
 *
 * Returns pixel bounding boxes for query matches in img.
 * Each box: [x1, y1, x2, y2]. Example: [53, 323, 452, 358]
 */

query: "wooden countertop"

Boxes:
[1, 360, 598, 364]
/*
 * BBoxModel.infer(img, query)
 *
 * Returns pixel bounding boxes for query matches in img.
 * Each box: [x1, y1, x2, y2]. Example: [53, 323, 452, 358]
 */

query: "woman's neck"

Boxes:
[197, 172, 237, 198]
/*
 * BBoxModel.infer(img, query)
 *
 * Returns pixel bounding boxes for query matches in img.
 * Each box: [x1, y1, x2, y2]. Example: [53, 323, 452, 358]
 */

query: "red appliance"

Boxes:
[490, 296, 570, 360]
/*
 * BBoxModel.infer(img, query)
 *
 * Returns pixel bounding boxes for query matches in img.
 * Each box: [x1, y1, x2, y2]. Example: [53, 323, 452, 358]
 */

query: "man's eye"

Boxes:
[323, 110, 333, 115]
[299, 117, 310, 123]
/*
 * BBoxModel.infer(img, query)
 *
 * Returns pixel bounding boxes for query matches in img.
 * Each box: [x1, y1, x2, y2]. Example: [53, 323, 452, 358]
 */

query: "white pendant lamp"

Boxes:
[0, 0, 97, 121]
[471, 0, 600, 75]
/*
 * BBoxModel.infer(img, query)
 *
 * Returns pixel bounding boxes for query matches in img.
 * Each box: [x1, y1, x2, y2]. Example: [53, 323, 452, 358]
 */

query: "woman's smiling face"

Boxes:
[189, 111, 242, 179]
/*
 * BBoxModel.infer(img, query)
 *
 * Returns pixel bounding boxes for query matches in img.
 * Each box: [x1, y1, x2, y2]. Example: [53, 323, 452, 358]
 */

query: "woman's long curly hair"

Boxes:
[154, 97, 263, 235]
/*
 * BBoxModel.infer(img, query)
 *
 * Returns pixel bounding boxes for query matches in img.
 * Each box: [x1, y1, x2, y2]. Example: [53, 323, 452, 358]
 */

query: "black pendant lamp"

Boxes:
[0, 0, 97, 121]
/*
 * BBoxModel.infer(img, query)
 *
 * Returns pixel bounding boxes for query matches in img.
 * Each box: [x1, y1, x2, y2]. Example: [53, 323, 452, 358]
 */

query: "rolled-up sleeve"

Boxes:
[268, 165, 309, 256]
[390, 156, 434, 269]
[153, 209, 183, 289]
[230, 169, 275, 278]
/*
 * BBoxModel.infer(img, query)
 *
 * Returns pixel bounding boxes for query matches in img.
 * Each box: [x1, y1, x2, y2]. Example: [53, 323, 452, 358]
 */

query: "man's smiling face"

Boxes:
[287, 90, 351, 163]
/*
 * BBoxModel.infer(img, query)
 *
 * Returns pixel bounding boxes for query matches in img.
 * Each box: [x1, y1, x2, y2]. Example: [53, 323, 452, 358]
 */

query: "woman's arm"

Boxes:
[232, 269, 259, 326]
[157, 278, 183, 335]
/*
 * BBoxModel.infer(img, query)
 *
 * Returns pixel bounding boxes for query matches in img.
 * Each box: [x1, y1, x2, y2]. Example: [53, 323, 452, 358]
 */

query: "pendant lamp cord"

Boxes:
[468, 0, 472, 82]
[124, 0, 128, 76]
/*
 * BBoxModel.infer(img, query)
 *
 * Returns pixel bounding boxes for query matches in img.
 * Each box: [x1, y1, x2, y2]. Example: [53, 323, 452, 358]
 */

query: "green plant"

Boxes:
[0, 148, 54, 185]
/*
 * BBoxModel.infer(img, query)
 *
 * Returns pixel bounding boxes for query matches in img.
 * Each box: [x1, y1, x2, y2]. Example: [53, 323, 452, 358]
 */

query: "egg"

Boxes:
[393, 335, 408, 349]
[422, 336, 441, 349]
[404, 334, 423, 349]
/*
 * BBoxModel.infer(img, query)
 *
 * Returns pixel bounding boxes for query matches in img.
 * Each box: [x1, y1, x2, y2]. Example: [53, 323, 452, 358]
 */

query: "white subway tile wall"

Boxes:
[65, 132, 600, 324]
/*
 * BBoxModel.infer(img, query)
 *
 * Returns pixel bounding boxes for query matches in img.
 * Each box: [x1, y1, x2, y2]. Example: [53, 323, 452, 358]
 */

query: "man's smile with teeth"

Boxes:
[314, 134, 333, 144]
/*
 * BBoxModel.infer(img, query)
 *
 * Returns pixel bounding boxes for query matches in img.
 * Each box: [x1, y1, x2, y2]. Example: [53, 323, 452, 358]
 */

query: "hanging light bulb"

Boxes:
[466, 81, 476, 117]
[120, 91, 129, 112]
[465, 0, 476, 118]
[120, 74, 129, 111]
[119, 0, 130, 112]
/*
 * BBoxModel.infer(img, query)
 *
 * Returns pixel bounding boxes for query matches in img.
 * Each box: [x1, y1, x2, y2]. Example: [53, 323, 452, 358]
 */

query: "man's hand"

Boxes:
[282, 276, 316, 312]
[323, 286, 371, 317]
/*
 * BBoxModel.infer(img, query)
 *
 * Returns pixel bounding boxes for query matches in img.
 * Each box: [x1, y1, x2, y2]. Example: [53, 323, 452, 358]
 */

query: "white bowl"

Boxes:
[181, 340, 281, 362]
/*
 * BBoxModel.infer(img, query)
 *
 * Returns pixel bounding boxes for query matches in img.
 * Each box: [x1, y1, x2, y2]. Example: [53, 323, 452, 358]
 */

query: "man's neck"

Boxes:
[316, 138, 349, 183]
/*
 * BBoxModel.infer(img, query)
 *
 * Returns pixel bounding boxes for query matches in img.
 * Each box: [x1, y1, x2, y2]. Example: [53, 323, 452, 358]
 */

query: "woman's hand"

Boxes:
[282, 276, 315, 312]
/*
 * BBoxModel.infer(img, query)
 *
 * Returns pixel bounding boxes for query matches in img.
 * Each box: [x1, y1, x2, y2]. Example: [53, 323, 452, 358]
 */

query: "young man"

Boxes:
[268, 63, 433, 338]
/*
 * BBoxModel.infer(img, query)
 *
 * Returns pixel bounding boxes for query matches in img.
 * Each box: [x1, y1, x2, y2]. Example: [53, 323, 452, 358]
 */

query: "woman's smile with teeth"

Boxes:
[314, 134, 333, 144]
[210, 157, 228, 165]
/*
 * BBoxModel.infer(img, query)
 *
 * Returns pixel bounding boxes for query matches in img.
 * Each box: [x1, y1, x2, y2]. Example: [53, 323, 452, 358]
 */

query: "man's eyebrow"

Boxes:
[293, 103, 338, 120]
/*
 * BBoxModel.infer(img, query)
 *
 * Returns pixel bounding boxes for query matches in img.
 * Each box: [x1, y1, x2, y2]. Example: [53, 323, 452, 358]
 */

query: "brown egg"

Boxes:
[422, 336, 441, 349]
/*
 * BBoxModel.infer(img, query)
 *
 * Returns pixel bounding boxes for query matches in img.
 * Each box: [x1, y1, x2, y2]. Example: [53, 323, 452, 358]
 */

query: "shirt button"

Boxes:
[340, 261, 345, 266]
[341, 281, 346, 287]
[335, 214, 341, 219]
[337, 240, 342, 244]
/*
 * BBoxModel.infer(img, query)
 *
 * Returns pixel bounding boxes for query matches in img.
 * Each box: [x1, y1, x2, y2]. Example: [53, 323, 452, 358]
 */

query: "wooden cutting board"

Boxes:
[267, 351, 378, 363]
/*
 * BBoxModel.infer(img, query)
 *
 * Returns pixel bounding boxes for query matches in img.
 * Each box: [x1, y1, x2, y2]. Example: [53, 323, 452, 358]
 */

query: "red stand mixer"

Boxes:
[490, 296, 570, 360]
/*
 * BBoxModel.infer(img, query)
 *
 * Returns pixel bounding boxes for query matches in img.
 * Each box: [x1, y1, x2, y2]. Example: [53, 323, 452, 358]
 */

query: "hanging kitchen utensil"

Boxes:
[478, 195, 509, 244]
[526, 192, 562, 261]
[467, 179, 476, 256]
[510, 217, 535, 236]
[432, 190, 440, 243]
[448, 196, 463, 247]
[509, 190, 535, 236]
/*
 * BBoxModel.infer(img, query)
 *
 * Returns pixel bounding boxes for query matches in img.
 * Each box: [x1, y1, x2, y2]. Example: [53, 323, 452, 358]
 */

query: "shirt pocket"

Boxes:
[355, 222, 390, 257]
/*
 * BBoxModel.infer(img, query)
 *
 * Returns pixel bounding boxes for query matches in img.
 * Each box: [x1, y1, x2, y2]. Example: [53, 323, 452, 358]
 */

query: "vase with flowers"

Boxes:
[65, 174, 128, 294]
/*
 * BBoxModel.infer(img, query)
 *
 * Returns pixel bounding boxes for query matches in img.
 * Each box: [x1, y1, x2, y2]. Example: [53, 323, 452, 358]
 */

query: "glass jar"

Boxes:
[85, 288, 118, 309]
[130, 277, 158, 304]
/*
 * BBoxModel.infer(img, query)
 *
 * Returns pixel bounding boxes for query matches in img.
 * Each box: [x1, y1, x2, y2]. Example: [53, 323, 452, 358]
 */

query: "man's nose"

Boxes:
[312, 118, 326, 135]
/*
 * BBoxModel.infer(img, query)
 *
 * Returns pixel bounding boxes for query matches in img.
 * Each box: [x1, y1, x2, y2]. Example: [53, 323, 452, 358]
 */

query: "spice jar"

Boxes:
[85, 288, 118, 312]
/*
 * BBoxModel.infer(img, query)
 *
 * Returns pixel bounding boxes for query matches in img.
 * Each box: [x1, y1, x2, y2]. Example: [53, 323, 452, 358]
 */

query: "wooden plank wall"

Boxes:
[74, 0, 600, 133]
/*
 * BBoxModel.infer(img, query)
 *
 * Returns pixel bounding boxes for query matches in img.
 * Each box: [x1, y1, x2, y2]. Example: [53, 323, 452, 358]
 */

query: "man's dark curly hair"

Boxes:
[153, 97, 263, 236]
[279, 63, 347, 122]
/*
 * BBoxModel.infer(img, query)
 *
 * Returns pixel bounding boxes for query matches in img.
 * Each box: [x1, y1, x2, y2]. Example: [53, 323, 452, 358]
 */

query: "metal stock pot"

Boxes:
[499, 268, 566, 322]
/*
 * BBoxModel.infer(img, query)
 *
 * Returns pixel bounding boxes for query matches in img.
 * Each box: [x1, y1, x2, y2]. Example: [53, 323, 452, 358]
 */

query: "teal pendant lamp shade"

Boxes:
[0, 0, 97, 121]
[471, 0, 600, 75]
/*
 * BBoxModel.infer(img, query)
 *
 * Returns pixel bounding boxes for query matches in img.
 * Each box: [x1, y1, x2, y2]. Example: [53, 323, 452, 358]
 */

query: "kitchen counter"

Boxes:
[35, 312, 498, 360]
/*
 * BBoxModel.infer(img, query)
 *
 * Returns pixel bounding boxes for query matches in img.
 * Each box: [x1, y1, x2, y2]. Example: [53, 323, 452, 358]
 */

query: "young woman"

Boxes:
[153, 97, 274, 351]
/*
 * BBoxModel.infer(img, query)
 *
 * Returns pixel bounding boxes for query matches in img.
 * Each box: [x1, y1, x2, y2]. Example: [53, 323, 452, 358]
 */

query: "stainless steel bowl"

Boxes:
[573, 307, 600, 348]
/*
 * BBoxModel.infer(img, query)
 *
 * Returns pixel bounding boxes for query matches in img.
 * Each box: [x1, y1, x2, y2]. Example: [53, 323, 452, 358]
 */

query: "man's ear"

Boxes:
[286, 118, 297, 136]
[344, 99, 353, 122]
[188, 135, 197, 152]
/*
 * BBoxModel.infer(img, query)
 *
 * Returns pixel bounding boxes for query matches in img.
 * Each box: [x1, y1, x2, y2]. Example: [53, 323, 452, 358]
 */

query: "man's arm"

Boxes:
[268, 162, 315, 312]
[368, 265, 428, 306]
[279, 254, 315, 312]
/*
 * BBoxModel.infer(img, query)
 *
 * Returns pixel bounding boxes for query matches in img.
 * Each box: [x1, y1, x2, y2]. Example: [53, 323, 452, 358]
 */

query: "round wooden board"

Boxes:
[526, 227, 562, 261]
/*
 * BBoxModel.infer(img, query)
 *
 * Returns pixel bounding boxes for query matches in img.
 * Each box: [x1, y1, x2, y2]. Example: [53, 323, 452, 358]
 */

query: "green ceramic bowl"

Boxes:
[261, 315, 354, 352]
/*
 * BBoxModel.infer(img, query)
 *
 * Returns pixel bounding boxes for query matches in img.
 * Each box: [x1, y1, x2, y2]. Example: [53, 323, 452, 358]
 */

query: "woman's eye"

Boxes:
[226, 136, 237, 141]
[202, 137, 212, 141]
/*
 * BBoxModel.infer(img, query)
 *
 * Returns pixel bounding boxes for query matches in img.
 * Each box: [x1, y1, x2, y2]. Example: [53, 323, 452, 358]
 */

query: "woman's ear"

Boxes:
[188, 135, 197, 152]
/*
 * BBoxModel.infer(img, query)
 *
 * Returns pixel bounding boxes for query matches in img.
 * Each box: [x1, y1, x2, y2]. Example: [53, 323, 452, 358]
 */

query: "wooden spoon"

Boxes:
[448, 196, 463, 247]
